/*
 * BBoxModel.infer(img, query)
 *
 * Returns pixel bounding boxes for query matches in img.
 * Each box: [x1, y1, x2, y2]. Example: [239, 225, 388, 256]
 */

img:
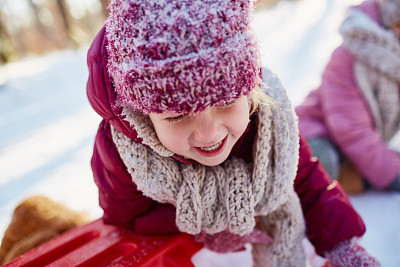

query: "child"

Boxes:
[296, 0, 400, 191]
[86, 0, 380, 266]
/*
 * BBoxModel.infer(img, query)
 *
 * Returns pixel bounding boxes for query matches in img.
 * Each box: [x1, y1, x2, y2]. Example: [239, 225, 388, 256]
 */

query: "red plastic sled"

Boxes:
[3, 218, 203, 267]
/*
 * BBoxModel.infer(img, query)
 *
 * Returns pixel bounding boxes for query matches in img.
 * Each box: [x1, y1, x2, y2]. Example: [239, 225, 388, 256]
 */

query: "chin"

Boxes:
[197, 154, 229, 166]
[200, 161, 221, 167]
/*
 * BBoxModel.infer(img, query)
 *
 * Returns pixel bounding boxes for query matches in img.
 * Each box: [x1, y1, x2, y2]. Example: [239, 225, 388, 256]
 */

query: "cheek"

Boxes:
[155, 125, 189, 151]
[226, 105, 250, 135]
[235, 114, 250, 134]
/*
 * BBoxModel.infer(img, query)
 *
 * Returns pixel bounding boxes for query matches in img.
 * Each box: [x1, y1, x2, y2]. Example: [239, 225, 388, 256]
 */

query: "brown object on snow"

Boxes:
[0, 195, 91, 264]
[338, 161, 365, 195]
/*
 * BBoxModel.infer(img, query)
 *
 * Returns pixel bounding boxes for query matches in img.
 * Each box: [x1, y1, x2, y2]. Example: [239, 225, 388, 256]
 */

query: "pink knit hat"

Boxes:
[105, 0, 261, 114]
[379, 0, 400, 27]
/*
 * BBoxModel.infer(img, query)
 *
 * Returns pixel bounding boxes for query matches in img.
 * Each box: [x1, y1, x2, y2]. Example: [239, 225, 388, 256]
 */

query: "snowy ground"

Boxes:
[0, 0, 399, 266]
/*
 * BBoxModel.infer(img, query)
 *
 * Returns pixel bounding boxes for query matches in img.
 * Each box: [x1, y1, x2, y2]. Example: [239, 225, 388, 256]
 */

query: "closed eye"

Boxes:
[166, 114, 187, 123]
[218, 100, 236, 109]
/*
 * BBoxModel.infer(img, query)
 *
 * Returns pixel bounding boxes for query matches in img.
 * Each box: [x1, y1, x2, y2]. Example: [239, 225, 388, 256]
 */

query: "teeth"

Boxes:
[200, 141, 222, 151]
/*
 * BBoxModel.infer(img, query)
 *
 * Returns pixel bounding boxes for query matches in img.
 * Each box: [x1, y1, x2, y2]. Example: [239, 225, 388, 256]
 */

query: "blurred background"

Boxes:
[0, 0, 287, 64]
[1, 0, 399, 266]
[0, 0, 108, 64]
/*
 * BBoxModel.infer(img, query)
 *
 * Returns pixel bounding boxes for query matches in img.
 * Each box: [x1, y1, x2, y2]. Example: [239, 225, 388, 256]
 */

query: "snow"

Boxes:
[0, 0, 398, 266]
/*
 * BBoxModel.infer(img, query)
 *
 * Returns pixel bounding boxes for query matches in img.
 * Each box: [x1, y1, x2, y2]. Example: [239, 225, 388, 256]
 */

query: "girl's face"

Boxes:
[149, 95, 250, 166]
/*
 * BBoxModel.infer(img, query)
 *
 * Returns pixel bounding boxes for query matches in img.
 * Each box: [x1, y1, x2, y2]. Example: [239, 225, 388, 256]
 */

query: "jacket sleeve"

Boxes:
[294, 135, 365, 256]
[92, 119, 179, 235]
[319, 46, 400, 188]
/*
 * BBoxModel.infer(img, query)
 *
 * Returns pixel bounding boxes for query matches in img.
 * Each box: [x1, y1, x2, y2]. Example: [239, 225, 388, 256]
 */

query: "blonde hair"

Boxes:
[248, 85, 274, 115]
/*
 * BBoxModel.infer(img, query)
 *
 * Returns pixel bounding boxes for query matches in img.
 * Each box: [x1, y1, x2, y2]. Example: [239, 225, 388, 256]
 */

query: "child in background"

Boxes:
[296, 0, 400, 191]
[86, 0, 380, 266]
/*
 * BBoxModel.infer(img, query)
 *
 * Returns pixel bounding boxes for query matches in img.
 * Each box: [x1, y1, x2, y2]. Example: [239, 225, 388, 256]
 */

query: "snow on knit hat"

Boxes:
[379, 0, 400, 27]
[105, 0, 261, 114]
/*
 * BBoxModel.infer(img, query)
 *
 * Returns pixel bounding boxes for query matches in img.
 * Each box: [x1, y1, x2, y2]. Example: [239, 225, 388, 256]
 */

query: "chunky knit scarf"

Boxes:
[340, 9, 400, 142]
[112, 69, 305, 266]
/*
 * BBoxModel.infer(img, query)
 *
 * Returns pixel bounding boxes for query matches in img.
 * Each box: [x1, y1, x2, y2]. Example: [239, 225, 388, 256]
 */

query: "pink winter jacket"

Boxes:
[295, 0, 400, 189]
[87, 26, 365, 256]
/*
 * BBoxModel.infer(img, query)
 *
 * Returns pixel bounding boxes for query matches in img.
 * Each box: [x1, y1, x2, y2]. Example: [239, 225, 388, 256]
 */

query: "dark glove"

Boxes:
[386, 172, 400, 191]
[325, 238, 381, 267]
[194, 228, 272, 253]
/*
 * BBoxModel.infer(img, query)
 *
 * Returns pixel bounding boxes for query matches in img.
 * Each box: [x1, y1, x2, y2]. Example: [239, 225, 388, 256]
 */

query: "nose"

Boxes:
[192, 108, 221, 143]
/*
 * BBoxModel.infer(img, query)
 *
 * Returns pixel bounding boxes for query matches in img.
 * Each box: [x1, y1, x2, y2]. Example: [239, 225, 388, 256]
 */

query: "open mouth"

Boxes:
[200, 141, 223, 151]
[195, 136, 227, 157]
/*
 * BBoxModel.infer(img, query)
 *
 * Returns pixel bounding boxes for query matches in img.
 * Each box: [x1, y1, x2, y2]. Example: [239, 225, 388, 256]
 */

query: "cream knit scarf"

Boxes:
[340, 9, 400, 141]
[112, 69, 305, 266]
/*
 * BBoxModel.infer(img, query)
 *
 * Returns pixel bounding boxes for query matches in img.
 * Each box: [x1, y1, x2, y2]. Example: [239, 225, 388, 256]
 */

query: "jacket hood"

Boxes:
[86, 26, 143, 143]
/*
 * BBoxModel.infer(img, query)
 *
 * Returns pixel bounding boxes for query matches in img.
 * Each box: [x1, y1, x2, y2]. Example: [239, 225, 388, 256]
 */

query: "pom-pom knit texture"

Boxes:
[105, 0, 261, 114]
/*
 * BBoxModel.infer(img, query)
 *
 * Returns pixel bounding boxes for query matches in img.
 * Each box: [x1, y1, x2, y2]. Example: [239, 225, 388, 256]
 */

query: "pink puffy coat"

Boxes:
[87, 26, 365, 256]
[296, 0, 400, 189]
